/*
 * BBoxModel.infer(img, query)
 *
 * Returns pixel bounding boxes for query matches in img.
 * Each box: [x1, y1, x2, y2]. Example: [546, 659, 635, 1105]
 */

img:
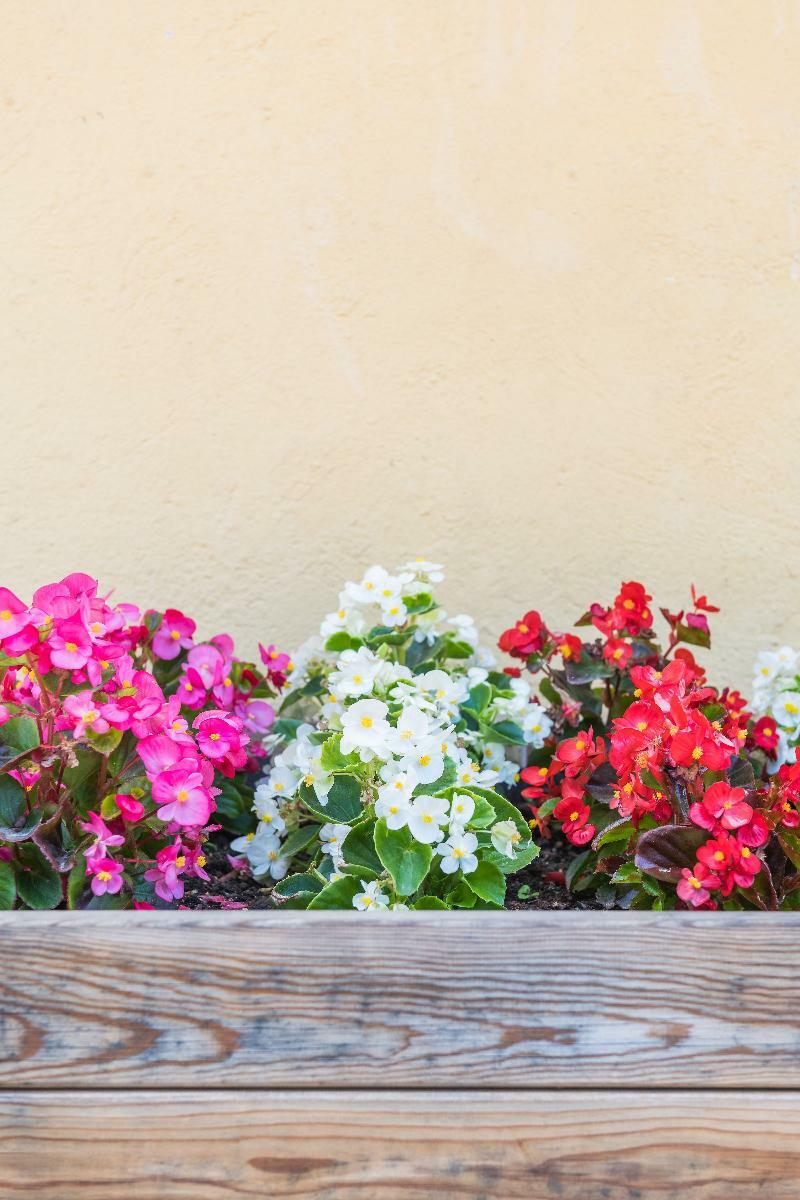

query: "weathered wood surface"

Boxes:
[2, 911, 800, 1088]
[2, 1089, 799, 1199]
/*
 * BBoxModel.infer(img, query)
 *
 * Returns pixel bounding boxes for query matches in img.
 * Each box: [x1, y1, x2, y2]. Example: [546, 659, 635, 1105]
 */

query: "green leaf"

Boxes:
[319, 733, 359, 774]
[0, 716, 40, 753]
[279, 825, 320, 859]
[445, 878, 476, 908]
[414, 757, 456, 796]
[16, 854, 62, 910]
[0, 775, 26, 828]
[86, 727, 123, 756]
[341, 817, 383, 874]
[482, 838, 540, 875]
[272, 871, 323, 899]
[464, 683, 491, 717]
[463, 859, 506, 906]
[439, 637, 473, 660]
[675, 622, 711, 649]
[214, 780, 254, 836]
[564, 658, 614, 685]
[469, 795, 497, 828]
[88, 890, 129, 910]
[413, 896, 447, 909]
[0, 862, 16, 909]
[324, 632, 364, 653]
[539, 676, 563, 708]
[298, 774, 364, 824]
[374, 819, 432, 897]
[0, 808, 42, 843]
[67, 857, 90, 909]
[272, 717, 303, 742]
[482, 720, 526, 746]
[404, 591, 435, 615]
[307, 874, 362, 909]
[779, 830, 800, 871]
[592, 818, 634, 852]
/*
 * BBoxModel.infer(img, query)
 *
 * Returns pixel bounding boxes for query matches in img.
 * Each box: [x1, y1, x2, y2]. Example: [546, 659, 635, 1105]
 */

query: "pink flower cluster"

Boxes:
[0, 573, 287, 908]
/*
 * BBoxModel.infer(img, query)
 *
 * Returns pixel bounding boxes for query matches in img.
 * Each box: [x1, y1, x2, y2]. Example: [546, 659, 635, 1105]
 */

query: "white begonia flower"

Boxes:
[475, 645, 497, 670]
[319, 822, 351, 861]
[449, 613, 479, 648]
[379, 597, 408, 627]
[494, 758, 521, 787]
[295, 742, 334, 805]
[522, 705, 554, 744]
[754, 650, 789, 687]
[490, 819, 522, 859]
[352, 879, 390, 912]
[773, 692, 800, 733]
[230, 831, 257, 856]
[466, 666, 490, 687]
[320, 599, 367, 640]
[387, 704, 432, 754]
[407, 795, 450, 844]
[375, 659, 412, 690]
[390, 901, 410, 911]
[455, 760, 482, 788]
[767, 728, 796, 775]
[261, 761, 301, 800]
[375, 768, 417, 829]
[413, 607, 444, 645]
[345, 565, 400, 607]
[245, 828, 290, 881]
[340, 698, 391, 761]
[448, 792, 475, 827]
[402, 558, 445, 583]
[330, 646, 382, 699]
[398, 737, 445, 785]
[255, 799, 286, 836]
[417, 669, 469, 711]
[436, 830, 479, 875]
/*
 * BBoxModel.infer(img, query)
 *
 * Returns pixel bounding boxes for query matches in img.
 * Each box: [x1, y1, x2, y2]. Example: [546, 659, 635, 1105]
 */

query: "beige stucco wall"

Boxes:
[2, 1, 799, 691]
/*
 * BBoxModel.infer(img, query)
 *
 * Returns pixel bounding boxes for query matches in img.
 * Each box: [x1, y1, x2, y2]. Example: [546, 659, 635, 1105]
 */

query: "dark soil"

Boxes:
[184, 830, 600, 910]
[506, 831, 603, 910]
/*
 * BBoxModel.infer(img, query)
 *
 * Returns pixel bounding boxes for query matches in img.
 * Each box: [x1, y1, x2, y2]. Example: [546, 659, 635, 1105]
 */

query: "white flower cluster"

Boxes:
[234, 561, 550, 889]
[752, 646, 800, 772]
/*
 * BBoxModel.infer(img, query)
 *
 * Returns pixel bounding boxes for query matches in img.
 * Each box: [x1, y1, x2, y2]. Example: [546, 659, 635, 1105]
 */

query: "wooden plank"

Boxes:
[2, 1089, 799, 1199]
[2, 911, 800, 1088]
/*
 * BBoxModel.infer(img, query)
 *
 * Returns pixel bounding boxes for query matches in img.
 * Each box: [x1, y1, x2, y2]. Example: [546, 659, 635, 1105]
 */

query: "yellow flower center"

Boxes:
[171, 629, 181, 640]
[65, 642, 78, 654]
[0, 610, 11, 621]
[691, 746, 703, 761]
[176, 789, 189, 803]
[361, 716, 373, 728]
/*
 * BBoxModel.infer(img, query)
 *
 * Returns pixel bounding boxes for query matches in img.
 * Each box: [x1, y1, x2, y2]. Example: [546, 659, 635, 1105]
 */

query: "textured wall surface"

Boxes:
[2, 1, 799, 690]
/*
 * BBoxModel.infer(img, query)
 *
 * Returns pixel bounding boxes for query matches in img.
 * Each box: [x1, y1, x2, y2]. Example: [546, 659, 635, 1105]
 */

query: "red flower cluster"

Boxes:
[497, 610, 546, 659]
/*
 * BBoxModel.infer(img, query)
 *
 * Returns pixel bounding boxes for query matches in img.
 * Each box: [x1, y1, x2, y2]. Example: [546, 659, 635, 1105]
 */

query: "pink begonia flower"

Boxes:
[0, 587, 31, 639]
[152, 767, 214, 826]
[133, 900, 155, 910]
[152, 609, 196, 661]
[176, 666, 207, 711]
[211, 670, 235, 710]
[115, 793, 145, 822]
[136, 733, 183, 776]
[144, 840, 186, 902]
[259, 643, 292, 674]
[0, 704, 8, 727]
[193, 711, 247, 761]
[63, 690, 110, 738]
[79, 811, 125, 860]
[102, 667, 165, 736]
[88, 856, 124, 896]
[211, 632, 235, 662]
[161, 696, 193, 745]
[241, 698, 275, 736]
[48, 618, 92, 670]
[193, 709, 250, 776]
[1, 623, 39, 654]
[186, 644, 224, 690]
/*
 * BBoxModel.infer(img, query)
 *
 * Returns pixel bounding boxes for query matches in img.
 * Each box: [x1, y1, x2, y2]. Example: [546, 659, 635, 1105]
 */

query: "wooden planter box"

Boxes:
[1, 911, 798, 1198]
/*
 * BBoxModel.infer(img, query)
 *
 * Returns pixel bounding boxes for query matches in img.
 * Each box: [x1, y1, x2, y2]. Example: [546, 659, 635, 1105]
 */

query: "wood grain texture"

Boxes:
[2, 911, 800, 1088]
[2, 1089, 799, 1199]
